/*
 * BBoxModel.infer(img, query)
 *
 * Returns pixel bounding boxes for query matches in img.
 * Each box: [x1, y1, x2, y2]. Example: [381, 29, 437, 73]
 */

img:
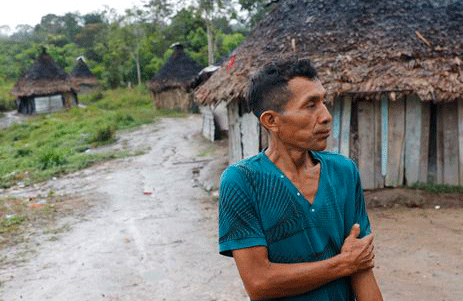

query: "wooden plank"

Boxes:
[436, 105, 444, 184]
[404, 94, 422, 185]
[227, 101, 242, 164]
[442, 102, 459, 185]
[357, 100, 375, 190]
[374, 100, 384, 188]
[339, 95, 352, 157]
[458, 100, 463, 186]
[385, 100, 405, 187]
[380, 95, 388, 177]
[240, 112, 260, 159]
[419, 102, 430, 183]
[327, 97, 342, 153]
[200, 106, 215, 142]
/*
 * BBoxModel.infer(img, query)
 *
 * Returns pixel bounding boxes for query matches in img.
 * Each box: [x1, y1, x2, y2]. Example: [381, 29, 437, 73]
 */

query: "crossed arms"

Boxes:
[232, 224, 384, 301]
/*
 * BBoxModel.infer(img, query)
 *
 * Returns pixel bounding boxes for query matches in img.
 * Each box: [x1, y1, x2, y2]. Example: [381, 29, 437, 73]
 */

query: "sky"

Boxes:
[0, 0, 144, 31]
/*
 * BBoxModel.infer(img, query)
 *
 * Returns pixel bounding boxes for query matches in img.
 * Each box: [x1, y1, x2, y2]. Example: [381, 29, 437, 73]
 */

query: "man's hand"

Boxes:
[340, 224, 375, 274]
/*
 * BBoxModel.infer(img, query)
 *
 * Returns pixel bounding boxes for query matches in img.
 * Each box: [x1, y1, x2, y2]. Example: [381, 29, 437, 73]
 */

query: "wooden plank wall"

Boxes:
[436, 105, 444, 184]
[442, 102, 460, 185]
[227, 101, 242, 164]
[458, 100, 463, 186]
[385, 100, 405, 187]
[356, 101, 376, 189]
[240, 112, 260, 159]
[419, 102, 430, 183]
[404, 95, 421, 184]
[327, 97, 342, 153]
[200, 106, 215, 142]
[374, 101, 384, 188]
[339, 95, 352, 157]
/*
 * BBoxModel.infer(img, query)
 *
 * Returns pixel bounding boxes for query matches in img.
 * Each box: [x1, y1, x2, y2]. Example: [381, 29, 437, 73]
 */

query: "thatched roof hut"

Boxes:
[11, 47, 77, 114]
[70, 57, 99, 93]
[147, 43, 203, 112]
[194, 0, 463, 189]
[12, 47, 73, 98]
[147, 43, 203, 93]
[195, 0, 463, 105]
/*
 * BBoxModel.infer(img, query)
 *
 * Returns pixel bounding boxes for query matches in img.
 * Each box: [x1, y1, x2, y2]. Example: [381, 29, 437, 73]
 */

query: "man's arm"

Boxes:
[232, 224, 376, 300]
[352, 269, 384, 301]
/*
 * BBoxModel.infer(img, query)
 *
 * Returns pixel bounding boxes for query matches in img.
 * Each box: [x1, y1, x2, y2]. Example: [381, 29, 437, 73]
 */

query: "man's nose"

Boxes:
[319, 104, 332, 125]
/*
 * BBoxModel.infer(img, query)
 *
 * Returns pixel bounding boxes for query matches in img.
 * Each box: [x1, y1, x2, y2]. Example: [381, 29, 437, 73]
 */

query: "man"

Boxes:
[218, 58, 383, 301]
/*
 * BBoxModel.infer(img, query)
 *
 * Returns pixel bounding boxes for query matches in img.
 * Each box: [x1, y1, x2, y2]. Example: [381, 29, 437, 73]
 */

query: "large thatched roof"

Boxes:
[147, 43, 203, 93]
[195, 0, 463, 105]
[70, 57, 99, 90]
[11, 48, 73, 97]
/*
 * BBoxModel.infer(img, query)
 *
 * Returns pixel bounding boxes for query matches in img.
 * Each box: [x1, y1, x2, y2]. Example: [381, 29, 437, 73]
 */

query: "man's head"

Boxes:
[247, 58, 319, 119]
[247, 58, 332, 152]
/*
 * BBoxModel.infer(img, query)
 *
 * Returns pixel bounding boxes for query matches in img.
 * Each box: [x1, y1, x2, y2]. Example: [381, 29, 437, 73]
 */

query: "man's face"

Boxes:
[275, 76, 332, 152]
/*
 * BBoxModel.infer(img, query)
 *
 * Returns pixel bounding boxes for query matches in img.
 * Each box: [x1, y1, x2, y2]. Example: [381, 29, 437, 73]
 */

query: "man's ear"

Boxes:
[260, 110, 280, 133]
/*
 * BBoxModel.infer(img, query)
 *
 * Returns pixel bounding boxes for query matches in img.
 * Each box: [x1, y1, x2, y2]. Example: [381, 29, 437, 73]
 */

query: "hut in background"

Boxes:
[195, 0, 463, 189]
[70, 57, 99, 94]
[147, 43, 203, 112]
[191, 65, 228, 141]
[11, 47, 77, 114]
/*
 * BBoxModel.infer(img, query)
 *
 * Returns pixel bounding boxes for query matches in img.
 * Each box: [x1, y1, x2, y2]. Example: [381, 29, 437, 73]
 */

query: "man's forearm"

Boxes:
[351, 269, 384, 301]
[236, 250, 361, 300]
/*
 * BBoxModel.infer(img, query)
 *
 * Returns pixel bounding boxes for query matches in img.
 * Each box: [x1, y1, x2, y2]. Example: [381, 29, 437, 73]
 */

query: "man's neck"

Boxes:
[265, 140, 317, 175]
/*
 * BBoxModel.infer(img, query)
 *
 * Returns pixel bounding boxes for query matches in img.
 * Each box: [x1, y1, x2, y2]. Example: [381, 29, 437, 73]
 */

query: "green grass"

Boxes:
[410, 182, 463, 194]
[0, 85, 185, 189]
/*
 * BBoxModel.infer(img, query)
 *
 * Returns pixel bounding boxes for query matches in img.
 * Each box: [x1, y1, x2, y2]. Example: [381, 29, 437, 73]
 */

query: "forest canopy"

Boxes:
[0, 0, 269, 89]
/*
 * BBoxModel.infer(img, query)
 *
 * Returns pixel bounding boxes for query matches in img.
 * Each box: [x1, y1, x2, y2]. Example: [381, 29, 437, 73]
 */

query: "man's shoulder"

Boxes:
[221, 153, 267, 182]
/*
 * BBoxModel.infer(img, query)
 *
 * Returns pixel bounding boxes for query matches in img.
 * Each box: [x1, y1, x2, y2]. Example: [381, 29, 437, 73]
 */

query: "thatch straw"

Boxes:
[195, 0, 463, 105]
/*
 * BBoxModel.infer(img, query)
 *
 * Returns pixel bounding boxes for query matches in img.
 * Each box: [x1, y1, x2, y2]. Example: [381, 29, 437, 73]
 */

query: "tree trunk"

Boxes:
[207, 18, 214, 66]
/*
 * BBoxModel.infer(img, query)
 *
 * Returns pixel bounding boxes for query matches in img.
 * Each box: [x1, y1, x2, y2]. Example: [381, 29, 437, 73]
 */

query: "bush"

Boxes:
[37, 148, 69, 170]
[89, 124, 116, 144]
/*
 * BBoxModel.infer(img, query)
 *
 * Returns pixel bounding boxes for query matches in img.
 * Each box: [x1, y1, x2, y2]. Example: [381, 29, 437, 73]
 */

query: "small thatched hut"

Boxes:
[12, 47, 77, 114]
[147, 43, 203, 112]
[195, 0, 463, 189]
[70, 57, 99, 94]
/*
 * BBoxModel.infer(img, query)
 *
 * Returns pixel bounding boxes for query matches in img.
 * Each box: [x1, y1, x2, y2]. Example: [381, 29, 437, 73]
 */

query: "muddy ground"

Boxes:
[1, 115, 462, 301]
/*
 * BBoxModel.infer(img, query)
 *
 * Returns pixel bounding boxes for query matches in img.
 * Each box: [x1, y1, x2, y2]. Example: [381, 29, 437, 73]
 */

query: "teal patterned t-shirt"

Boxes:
[218, 151, 371, 301]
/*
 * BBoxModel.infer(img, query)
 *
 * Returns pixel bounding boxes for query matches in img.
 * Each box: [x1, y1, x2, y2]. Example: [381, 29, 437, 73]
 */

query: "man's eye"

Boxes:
[306, 103, 316, 108]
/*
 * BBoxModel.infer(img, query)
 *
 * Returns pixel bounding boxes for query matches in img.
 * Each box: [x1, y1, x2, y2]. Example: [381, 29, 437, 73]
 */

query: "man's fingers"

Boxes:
[349, 223, 360, 238]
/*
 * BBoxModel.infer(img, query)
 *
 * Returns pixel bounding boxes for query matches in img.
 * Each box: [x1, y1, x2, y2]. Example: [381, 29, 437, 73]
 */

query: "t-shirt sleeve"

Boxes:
[218, 165, 267, 257]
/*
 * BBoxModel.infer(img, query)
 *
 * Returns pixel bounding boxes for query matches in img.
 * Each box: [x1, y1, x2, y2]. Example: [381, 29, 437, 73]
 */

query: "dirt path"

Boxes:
[0, 116, 247, 301]
[1, 115, 462, 301]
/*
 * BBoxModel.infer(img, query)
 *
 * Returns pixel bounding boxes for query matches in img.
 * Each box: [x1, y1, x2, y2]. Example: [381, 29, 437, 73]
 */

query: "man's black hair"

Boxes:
[247, 58, 318, 119]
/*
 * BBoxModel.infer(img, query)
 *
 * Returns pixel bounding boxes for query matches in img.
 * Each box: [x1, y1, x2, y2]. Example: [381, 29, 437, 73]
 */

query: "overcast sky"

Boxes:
[0, 0, 144, 30]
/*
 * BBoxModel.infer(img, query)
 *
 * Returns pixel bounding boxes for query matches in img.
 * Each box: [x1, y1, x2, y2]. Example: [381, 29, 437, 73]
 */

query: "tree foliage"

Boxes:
[0, 0, 256, 89]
